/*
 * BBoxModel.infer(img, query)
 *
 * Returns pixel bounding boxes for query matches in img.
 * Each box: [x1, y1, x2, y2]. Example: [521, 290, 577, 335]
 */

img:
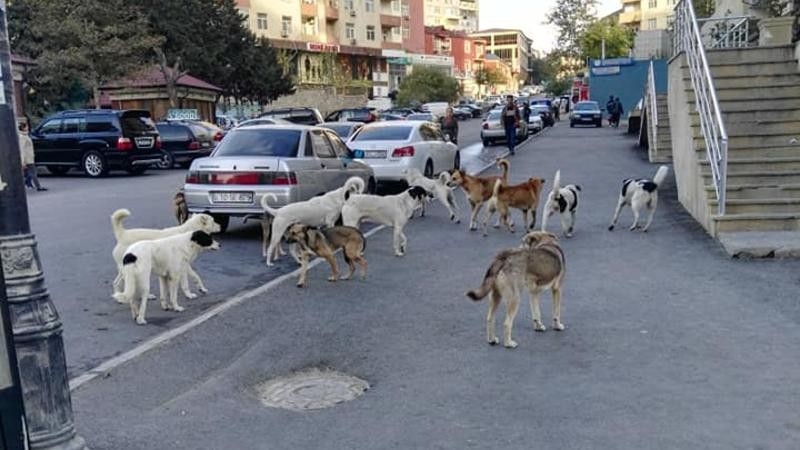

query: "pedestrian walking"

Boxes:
[606, 95, 617, 127]
[440, 107, 459, 145]
[523, 102, 531, 125]
[19, 122, 46, 191]
[553, 101, 561, 122]
[502, 95, 521, 155]
[614, 97, 624, 128]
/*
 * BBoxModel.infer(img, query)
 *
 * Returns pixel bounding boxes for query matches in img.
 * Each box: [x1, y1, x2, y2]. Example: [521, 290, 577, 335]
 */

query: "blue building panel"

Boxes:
[587, 58, 668, 116]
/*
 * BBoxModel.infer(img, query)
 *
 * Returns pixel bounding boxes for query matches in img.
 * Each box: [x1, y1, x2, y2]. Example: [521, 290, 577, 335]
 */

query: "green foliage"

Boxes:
[396, 66, 461, 106]
[473, 66, 508, 96]
[543, 78, 572, 97]
[546, 0, 598, 72]
[693, 0, 716, 18]
[528, 57, 553, 85]
[579, 20, 634, 60]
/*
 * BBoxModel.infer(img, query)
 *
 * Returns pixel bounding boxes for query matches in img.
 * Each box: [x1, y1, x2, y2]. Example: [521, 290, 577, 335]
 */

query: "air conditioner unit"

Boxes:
[349, 9, 356, 16]
[350, 38, 357, 45]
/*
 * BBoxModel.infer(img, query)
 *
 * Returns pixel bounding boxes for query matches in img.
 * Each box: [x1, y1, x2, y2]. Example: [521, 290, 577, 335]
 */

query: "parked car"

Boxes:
[526, 111, 544, 134]
[155, 122, 215, 169]
[420, 102, 450, 118]
[345, 121, 460, 185]
[458, 103, 483, 118]
[258, 107, 324, 126]
[406, 112, 435, 121]
[480, 109, 528, 146]
[236, 118, 293, 127]
[380, 114, 407, 121]
[382, 108, 415, 117]
[319, 122, 363, 139]
[31, 109, 162, 178]
[324, 107, 378, 123]
[531, 104, 555, 127]
[452, 107, 473, 120]
[570, 101, 603, 128]
[183, 125, 375, 232]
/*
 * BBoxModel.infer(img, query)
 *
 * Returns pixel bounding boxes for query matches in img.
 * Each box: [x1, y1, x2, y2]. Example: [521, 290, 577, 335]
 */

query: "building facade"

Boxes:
[424, 26, 485, 96]
[423, 0, 479, 32]
[620, 0, 680, 31]
[469, 28, 532, 87]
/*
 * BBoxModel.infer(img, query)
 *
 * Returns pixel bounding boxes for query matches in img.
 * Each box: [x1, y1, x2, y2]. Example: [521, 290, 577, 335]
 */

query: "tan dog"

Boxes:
[450, 158, 510, 231]
[466, 231, 565, 349]
[243, 214, 290, 260]
[173, 189, 189, 225]
[284, 224, 368, 287]
[482, 177, 546, 236]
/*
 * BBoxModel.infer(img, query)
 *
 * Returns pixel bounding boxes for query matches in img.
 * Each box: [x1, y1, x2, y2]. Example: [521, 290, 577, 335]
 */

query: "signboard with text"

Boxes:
[166, 109, 199, 120]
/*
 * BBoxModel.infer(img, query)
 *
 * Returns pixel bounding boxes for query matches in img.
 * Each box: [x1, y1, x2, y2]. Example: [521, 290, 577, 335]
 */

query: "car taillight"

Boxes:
[482, 123, 489, 130]
[188, 140, 200, 150]
[184, 171, 297, 185]
[272, 172, 298, 185]
[116, 137, 133, 151]
[367, 113, 376, 122]
[154, 137, 162, 150]
[392, 146, 415, 157]
[213, 132, 224, 142]
[185, 171, 200, 183]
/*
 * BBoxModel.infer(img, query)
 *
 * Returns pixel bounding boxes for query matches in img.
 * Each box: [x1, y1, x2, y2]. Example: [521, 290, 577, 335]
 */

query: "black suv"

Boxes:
[31, 109, 162, 177]
[258, 107, 324, 125]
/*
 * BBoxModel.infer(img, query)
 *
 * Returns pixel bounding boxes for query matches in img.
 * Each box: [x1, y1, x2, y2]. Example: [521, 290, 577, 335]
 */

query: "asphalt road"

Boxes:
[68, 121, 800, 449]
[25, 116, 507, 378]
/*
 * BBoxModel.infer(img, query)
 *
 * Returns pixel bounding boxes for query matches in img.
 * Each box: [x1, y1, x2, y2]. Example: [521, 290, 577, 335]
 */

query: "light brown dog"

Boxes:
[173, 189, 189, 225]
[466, 231, 565, 349]
[284, 224, 368, 287]
[450, 158, 510, 231]
[482, 177, 546, 236]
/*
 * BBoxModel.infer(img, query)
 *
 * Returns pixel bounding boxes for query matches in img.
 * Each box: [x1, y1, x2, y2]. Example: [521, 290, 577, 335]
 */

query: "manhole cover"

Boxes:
[257, 368, 369, 411]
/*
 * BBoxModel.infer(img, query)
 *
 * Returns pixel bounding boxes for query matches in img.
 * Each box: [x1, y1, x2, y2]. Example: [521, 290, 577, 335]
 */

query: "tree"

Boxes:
[473, 66, 507, 97]
[546, 0, 598, 75]
[396, 66, 461, 106]
[579, 19, 635, 60]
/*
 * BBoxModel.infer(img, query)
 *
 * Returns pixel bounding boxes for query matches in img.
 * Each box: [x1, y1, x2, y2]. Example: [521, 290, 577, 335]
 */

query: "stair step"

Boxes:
[713, 212, 800, 232]
[686, 96, 800, 111]
[690, 109, 800, 123]
[685, 85, 800, 101]
[705, 183, 800, 200]
[700, 157, 800, 172]
[690, 119, 800, 135]
[704, 45, 795, 65]
[701, 170, 800, 184]
[710, 198, 800, 214]
[717, 231, 800, 258]
[690, 61, 799, 77]
[694, 145, 800, 158]
[694, 134, 800, 148]
[683, 73, 800, 89]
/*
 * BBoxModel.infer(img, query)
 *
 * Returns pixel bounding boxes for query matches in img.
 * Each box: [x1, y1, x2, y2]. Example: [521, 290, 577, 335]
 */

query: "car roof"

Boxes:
[227, 124, 315, 132]
[52, 109, 148, 117]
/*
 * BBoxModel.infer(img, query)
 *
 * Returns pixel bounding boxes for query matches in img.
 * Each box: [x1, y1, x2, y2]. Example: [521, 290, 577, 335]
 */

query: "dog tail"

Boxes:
[491, 178, 502, 200]
[466, 255, 506, 301]
[344, 176, 366, 195]
[552, 169, 561, 193]
[260, 194, 281, 217]
[110, 209, 131, 242]
[652, 165, 669, 187]
[112, 253, 138, 304]
[496, 158, 510, 183]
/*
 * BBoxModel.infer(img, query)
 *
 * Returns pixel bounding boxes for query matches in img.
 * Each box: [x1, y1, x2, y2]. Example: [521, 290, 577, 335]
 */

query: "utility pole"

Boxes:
[0, 2, 88, 449]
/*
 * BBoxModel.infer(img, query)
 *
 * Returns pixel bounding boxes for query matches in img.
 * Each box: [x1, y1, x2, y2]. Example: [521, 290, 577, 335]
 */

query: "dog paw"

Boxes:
[565, 232, 573, 238]
[147, 294, 157, 300]
[136, 318, 147, 325]
[492, 224, 500, 229]
[296, 283, 305, 288]
[608, 225, 615, 231]
[174, 305, 185, 312]
[488, 337, 499, 346]
[533, 321, 547, 332]
[160, 302, 170, 311]
[504, 340, 518, 349]
[113, 295, 128, 304]
[184, 292, 198, 300]
[553, 322, 565, 331]
[327, 277, 337, 282]
[455, 219, 461, 224]
[198, 287, 208, 294]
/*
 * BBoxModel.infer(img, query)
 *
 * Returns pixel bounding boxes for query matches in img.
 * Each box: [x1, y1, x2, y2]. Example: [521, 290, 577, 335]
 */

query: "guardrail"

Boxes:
[646, 60, 658, 154]
[696, 15, 752, 49]
[673, 0, 728, 215]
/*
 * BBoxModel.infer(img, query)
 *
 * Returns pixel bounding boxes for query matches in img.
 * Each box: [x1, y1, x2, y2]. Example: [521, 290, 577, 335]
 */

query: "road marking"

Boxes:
[69, 225, 387, 392]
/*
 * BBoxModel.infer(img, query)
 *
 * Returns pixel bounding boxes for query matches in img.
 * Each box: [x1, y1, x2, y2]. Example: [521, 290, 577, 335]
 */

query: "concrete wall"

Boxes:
[265, 87, 368, 117]
[588, 59, 668, 115]
[667, 54, 714, 235]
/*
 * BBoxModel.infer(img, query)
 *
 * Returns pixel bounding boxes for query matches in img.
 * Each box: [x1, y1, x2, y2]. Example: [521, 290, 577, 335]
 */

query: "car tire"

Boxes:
[47, 166, 69, 176]
[82, 151, 107, 178]
[570, 122, 575, 128]
[424, 160, 434, 178]
[453, 151, 460, 170]
[211, 214, 230, 233]
[596, 121, 602, 128]
[156, 151, 175, 169]
[483, 139, 490, 147]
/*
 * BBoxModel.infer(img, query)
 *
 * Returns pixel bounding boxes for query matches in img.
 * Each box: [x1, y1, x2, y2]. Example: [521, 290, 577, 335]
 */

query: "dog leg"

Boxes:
[113, 270, 126, 302]
[168, 277, 184, 312]
[608, 197, 626, 231]
[356, 257, 368, 280]
[642, 193, 658, 232]
[552, 286, 565, 331]
[136, 282, 150, 325]
[289, 243, 303, 265]
[296, 253, 309, 287]
[486, 289, 501, 346]
[159, 277, 170, 310]
[444, 191, 460, 223]
[186, 265, 208, 294]
[629, 201, 642, 231]
[481, 203, 495, 236]
[529, 287, 547, 332]
[561, 213, 572, 238]
[529, 210, 536, 230]
[468, 200, 480, 231]
[323, 253, 339, 282]
[503, 285, 520, 349]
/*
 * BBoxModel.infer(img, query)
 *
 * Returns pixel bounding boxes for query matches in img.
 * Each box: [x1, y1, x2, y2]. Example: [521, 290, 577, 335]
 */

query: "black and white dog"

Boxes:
[608, 165, 670, 232]
[541, 170, 581, 237]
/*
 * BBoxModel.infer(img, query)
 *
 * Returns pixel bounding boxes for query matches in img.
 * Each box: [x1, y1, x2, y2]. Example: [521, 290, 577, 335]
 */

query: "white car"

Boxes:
[480, 109, 528, 147]
[526, 112, 543, 134]
[346, 121, 460, 183]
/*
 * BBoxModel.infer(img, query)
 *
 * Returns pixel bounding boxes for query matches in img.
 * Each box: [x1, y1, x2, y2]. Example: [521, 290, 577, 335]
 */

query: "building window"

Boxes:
[366, 25, 375, 40]
[345, 0, 354, 9]
[365, 0, 374, 12]
[648, 0, 656, 8]
[648, 18, 657, 29]
[303, 17, 317, 36]
[346, 23, 355, 39]
[391, 0, 401, 14]
[282, 16, 292, 35]
[464, 40, 471, 53]
[257, 13, 268, 30]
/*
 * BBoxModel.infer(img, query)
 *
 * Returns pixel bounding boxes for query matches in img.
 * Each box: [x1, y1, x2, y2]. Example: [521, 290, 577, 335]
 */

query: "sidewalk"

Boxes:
[70, 124, 800, 449]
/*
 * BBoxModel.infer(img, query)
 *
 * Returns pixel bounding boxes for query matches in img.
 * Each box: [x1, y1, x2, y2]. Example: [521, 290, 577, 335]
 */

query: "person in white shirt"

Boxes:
[19, 122, 47, 191]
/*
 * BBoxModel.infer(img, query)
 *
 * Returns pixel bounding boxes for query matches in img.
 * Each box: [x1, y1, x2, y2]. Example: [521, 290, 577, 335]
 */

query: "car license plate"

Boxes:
[364, 150, 387, 158]
[574, 114, 582, 118]
[135, 137, 154, 148]
[201, 142, 210, 147]
[211, 192, 253, 203]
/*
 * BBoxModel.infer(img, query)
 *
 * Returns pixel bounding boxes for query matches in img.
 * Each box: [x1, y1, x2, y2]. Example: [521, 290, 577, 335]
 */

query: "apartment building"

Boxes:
[469, 28, 532, 87]
[424, 26, 485, 95]
[619, 0, 680, 31]
[423, 0, 480, 32]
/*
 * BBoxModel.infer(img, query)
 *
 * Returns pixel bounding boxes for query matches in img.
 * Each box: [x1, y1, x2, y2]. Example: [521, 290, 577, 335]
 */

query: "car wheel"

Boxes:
[424, 160, 434, 178]
[570, 122, 575, 128]
[47, 166, 69, 176]
[596, 121, 602, 128]
[453, 151, 461, 170]
[82, 151, 107, 178]
[211, 214, 230, 233]
[156, 152, 175, 169]
[483, 139, 490, 147]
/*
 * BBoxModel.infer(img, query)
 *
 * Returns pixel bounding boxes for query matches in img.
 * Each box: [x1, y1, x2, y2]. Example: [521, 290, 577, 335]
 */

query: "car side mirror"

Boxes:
[351, 149, 365, 159]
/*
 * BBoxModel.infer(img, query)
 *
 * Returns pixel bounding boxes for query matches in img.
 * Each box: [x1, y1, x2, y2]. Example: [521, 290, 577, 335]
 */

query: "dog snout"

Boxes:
[210, 240, 221, 250]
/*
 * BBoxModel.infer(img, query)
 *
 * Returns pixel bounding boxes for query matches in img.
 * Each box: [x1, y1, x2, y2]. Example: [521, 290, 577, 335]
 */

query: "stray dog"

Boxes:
[341, 186, 429, 256]
[450, 158, 510, 230]
[173, 189, 189, 225]
[284, 224, 367, 287]
[111, 209, 220, 300]
[541, 170, 581, 237]
[481, 177, 546, 236]
[608, 165, 669, 232]
[403, 168, 460, 222]
[261, 176, 365, 266]
[242, 213, 287, 260]
[113, 230, 220, 325]
[466, 231, 566, 349]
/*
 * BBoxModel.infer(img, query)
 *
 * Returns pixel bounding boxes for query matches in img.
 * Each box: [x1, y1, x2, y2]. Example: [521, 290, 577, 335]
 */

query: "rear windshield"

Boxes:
[321, 124, 354, 137]
[261, 110, 319, 125]
[487, 111, 501, 120]
[156, 124, 190, 140]
[121, 113, 157, 134]
[213, 129, 301, 157]
[351, 126, 413, 141]
[575, 102, 599, 110]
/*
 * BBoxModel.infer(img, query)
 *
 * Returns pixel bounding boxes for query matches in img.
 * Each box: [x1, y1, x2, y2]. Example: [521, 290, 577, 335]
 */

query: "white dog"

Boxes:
[541, 170, 581, 237]
[608, 165, 670, 232]
[403, 168, 460, 222]
[113, 230, 220, 325]
[261, 176, 365, 266]
[341, 186, 429, 256]
[111, 209, 220, 300]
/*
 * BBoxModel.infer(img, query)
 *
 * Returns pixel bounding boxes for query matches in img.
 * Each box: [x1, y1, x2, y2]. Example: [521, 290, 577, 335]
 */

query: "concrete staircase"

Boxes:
[649, 93, 672, 163]
[670, 45, 800, 256]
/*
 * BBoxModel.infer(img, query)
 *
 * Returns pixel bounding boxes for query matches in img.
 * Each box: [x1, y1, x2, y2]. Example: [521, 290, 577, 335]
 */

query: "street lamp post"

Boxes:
[0, 3, 87, 450]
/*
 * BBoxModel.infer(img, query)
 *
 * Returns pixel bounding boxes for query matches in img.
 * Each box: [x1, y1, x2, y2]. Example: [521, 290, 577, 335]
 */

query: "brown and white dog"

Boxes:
[450, 158, 510, 231]
[481, 176, 546, 236]
[284, 224, 367, 287]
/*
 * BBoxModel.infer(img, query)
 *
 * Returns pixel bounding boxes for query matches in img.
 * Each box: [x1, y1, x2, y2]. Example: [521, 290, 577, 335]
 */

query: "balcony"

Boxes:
[620, 10, 641, 24]
[326, 0, 339, 21]
[301, 0, 317, 17]
[459, 1, 477, 11]
[380, 14, 401, 27]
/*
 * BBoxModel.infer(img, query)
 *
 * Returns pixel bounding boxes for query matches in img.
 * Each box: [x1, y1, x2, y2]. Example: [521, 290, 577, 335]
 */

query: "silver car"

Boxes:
[480, 109, 528, 147]
[183, 124, 375, 232]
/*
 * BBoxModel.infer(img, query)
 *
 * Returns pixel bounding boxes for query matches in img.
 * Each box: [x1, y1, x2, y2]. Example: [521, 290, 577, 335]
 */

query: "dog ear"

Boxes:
[545, 232, 558, 242]
[190, 230, 214, 247]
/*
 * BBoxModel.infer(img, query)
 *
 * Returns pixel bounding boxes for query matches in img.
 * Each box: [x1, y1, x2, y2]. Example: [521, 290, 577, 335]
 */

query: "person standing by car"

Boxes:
[606, 95, 618, 127]
[523, 102, 531, 125]
[18, 122, 46, 192]
[614, 97, 624, 128]
[440, 107, 459, 145]
[552, 101, 561, 122]
[502, 95, 520, 155]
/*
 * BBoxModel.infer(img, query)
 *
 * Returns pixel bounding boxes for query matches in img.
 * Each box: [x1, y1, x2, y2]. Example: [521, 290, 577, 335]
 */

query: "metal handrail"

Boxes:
[673, 0, 728, 215]
[647, 60, 658, 151]
[696, 16, 751, 48]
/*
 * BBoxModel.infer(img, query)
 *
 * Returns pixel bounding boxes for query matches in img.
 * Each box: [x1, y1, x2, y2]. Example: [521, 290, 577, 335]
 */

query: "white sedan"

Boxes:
[346, 121, 460, 183]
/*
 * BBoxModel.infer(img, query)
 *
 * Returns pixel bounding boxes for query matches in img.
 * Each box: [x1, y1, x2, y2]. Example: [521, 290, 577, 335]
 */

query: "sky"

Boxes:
[478, 0, 622, 54]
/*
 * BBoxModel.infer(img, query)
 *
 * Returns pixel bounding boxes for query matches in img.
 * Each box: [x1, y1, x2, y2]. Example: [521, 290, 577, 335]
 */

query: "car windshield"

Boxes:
[321, 124, 354, 137]
[407, 114, 433, 121]
[575, 102, 599, 111]
[121, 114, 157, 134]
[212, 129, 301, 157]
[351, 126, 413, 141]
[487, 111, 501, 121]
[532, 106, 549, 112]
